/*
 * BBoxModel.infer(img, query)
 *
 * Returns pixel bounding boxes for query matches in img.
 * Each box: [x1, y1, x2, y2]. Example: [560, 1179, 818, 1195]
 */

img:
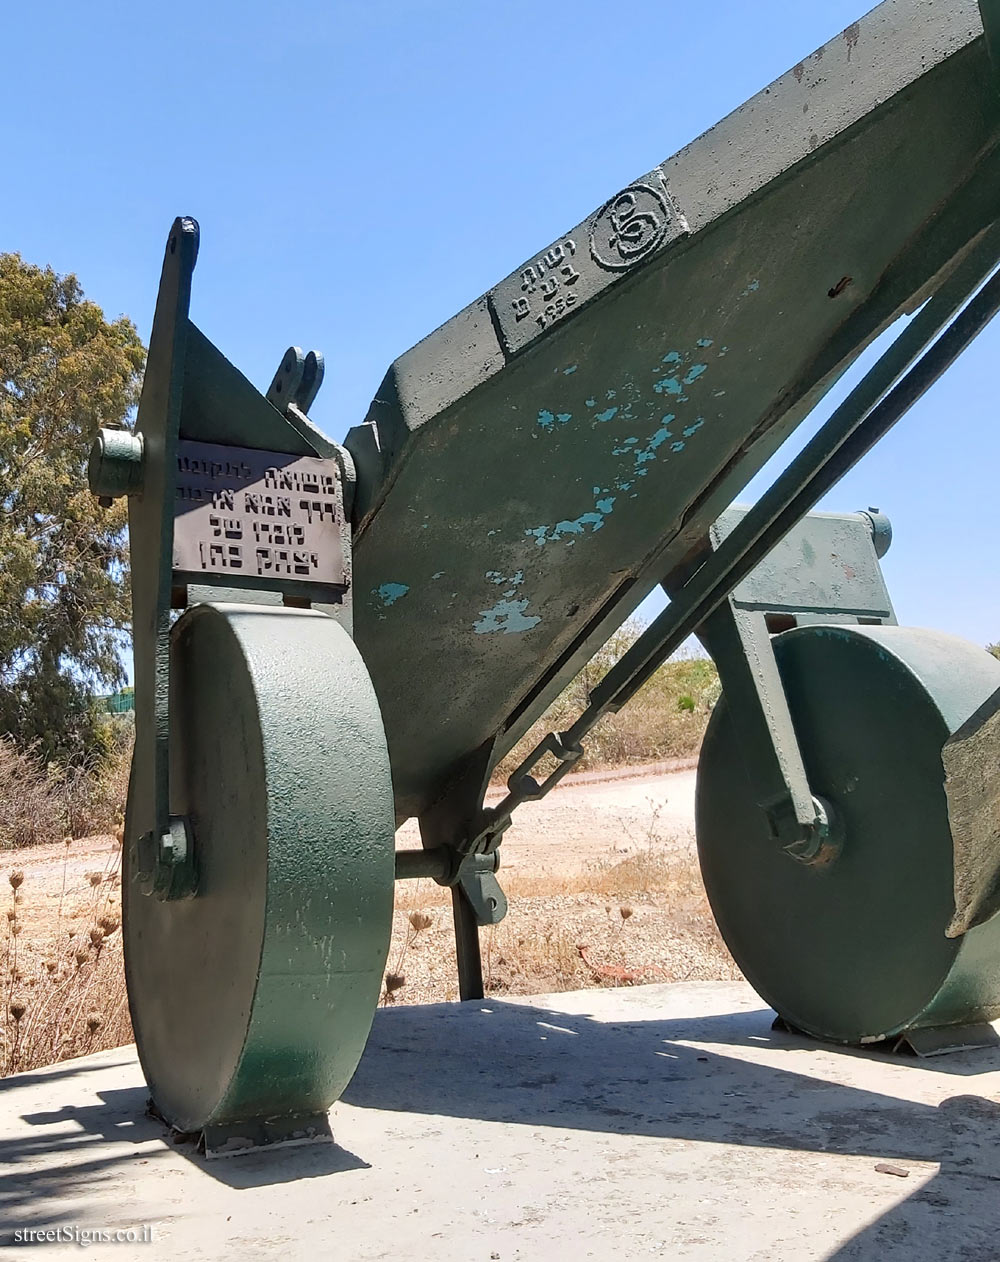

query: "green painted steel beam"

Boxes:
[345, 0, 1000, 828]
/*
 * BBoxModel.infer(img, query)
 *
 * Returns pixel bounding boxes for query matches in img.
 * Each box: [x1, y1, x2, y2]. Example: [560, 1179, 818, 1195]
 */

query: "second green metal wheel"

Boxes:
[696, 624, 1000, 1045]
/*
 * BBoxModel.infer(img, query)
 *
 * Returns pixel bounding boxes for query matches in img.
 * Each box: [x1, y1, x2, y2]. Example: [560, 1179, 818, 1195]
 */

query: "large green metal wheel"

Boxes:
[124, 604, 394, 1151]
[697, 624, 1000, 1044]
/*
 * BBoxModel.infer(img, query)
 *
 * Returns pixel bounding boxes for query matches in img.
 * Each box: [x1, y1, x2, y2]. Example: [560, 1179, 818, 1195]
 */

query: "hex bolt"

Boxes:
[88, 428, 145, 500]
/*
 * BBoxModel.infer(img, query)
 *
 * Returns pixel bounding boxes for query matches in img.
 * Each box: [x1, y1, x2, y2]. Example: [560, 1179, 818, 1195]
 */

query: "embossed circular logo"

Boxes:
[589, 183, 671, 272]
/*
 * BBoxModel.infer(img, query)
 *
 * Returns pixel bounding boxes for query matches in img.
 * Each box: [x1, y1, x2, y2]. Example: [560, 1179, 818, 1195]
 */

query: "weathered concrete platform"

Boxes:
[4, 981, 1000, 1259]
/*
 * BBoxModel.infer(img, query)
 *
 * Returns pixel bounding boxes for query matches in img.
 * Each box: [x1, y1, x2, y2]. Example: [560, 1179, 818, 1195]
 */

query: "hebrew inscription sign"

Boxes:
[489, 167, 687, 355]
[172, 440, 345, 589]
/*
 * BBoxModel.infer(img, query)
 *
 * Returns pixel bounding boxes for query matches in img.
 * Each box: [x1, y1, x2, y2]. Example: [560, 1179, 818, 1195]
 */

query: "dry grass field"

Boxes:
[0, 767, 739, 1075]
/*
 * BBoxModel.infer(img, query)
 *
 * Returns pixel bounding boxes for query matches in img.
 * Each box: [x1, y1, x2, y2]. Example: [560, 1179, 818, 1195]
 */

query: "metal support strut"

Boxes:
[466, 224, 1000, 856]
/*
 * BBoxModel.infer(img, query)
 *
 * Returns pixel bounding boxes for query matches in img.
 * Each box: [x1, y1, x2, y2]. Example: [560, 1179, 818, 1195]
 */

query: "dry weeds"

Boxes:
[1, 836, 129, 1075]
[2, 780, 739, 1076]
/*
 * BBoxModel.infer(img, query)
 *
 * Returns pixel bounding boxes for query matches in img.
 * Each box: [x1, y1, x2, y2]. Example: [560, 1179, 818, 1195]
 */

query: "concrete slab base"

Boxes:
[4, 981, 1000, 1260]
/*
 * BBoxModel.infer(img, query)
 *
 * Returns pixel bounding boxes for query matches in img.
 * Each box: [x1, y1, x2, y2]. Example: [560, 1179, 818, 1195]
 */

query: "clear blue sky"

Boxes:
[2, 0, 998, 647]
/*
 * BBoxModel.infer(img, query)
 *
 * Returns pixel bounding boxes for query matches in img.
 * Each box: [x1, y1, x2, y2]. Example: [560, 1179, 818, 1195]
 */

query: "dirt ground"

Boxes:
[391, 761, 738, 1004]
[1, 763, 741, 1070]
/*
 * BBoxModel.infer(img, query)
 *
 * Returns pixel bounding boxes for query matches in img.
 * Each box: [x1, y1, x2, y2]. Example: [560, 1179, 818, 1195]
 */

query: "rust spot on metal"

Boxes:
[844, 22, 861, 61]
[793, 62, 804, 84]
[828, 275, 853, 299]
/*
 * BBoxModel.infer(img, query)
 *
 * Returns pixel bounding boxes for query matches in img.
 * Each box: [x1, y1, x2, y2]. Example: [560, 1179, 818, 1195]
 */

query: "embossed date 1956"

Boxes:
[509, 238, 581, 332]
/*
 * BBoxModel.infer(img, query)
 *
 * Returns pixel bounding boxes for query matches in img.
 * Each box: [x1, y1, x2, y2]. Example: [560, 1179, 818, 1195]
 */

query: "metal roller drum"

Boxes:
[696, 624, 1000, 1045]
[123, 604, 394, 1152]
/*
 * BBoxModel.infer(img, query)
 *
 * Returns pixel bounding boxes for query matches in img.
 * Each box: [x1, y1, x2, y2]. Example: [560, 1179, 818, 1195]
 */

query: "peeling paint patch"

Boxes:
[563, 364, 578, 375]
[683, 363, 707, 385]
[653, 376, 683, 396]
[431, 571, 445, 580]
[525, 493, 617, 546]
[595, 406, 618, 423]
[696, 338, 714, 348]
[683, 419, 705, 438]
[474, 598, 541, 635]
[556, 412, 571, 426]
[537, 409, 556, 431]
[611, 437, 639, 455]
[739, 280, 760, 298]
[373, 582, 409, 608]
[585, 397, 596, 408]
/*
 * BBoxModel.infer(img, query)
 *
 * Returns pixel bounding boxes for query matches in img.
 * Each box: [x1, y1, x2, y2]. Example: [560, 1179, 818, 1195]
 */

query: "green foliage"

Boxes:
[988, 643, 1000, 661]
[0, 254, 144, 761]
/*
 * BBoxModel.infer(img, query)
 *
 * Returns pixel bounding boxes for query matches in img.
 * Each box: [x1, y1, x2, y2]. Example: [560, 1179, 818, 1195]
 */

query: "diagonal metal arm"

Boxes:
[476, 225, 1000, 848]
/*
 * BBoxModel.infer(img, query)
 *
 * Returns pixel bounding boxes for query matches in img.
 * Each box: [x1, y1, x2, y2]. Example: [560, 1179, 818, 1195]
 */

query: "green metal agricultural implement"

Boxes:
[88, 0, 1000, 1153]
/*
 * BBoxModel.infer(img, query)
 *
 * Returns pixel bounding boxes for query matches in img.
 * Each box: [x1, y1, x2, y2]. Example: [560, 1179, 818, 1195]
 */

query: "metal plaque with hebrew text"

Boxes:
[172, 440, 345, 589]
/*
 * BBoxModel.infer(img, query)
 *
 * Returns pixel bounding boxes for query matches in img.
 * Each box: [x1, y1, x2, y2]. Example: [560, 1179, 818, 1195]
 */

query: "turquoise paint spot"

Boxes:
[526, 493, 617, 546]
[563, 364, 578, 375]
[661, 351, 682, 364]
[719, 346, 729, 355]
[671, 441, 686, 452]
[486, 571, 505, 584]
[431, 571, 445, 580]
[739, 280, 760, 297]
[556, 412, 572, 425]
[653, 376, 682, 396]
[648, 426, 672, 450]
[595, 407, 618, 423]
[537, 409, 555, 431]
[683, 419, 705, 438]
[696, 338, 714, 348]
[683, 363, 707, 384]
[616, 481, 634, 492]
[474, 598, 541, 635]
[585, 397, 596, 408]
[606, 389, 617, 400]
[373, 582, 409, 607]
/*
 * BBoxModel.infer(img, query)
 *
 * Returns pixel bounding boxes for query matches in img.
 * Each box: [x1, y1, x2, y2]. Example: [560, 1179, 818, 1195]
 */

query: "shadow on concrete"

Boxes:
[343, 996, 1000, 1258]
[7, 994, 1000, 1254]
[4, 1078, 368, 1229]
